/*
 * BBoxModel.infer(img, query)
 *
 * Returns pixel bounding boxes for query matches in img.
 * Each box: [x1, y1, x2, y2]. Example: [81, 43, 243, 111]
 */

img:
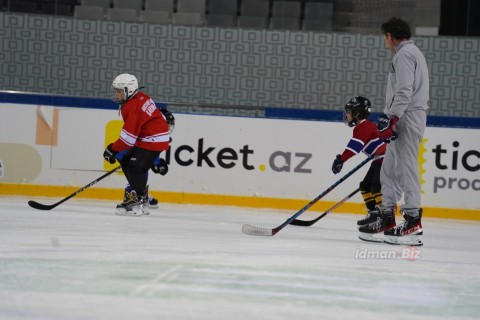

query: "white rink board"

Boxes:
[0, 103, 479, 210]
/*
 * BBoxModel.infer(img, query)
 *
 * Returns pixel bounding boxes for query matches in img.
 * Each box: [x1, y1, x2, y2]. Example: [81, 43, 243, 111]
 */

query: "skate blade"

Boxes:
[141, 205, 150, 215]
[115, 207, 144, 216]
[148, 204, 158, 209]
[116, 212, 143, 216]
[358, 232, 384, 243]
[384, 231, 423, 246]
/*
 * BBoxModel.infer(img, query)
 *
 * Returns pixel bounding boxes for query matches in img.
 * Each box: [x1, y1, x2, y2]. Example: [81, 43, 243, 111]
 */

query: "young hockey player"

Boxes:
[331, 96, 387, 227]
[121, 109, 174, 212]
[103, 73, 171, 216]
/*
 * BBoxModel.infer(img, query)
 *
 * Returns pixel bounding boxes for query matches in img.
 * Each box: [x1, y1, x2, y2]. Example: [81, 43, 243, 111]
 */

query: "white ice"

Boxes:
[1, 196, 479, 320]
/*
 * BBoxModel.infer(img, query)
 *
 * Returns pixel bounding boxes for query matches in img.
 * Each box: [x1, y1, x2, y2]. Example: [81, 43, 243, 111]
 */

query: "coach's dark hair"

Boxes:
[381, 17, 411, 40]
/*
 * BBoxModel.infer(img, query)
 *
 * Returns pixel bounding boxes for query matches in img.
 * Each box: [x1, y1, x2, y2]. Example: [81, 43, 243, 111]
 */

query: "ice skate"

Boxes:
[122, 186, 153, 214]
[358, 206, 396, 243]
[384, 209, 423, 246]
[356, 208, 380, 227]
[141, 185, 153, 215]
[116, 190, 148, 216]
[147, 194, 159, 209]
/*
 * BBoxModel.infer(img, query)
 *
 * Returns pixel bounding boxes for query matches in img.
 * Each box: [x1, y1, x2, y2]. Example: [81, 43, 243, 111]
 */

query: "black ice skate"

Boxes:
[123, 186, 156, 213]
[358, 206, 396, 243]
[384, 209, 423, 246]
[140, 185, 157, 213]
[147, 195, 159, 209]
[357, 208, 380, 227]
[140, 186, 151, 215]
[116, 190, 148, 216]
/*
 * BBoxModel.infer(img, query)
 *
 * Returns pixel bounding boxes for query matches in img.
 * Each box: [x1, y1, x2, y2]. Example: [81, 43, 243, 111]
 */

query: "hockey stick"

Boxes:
[289, 188, 360, 227]
[242, 156, 372, 236]
[28, 166, 121, 210]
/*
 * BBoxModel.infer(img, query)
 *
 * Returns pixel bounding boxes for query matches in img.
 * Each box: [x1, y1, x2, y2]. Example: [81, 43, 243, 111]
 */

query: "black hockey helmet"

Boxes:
[344, 96, 372, 127]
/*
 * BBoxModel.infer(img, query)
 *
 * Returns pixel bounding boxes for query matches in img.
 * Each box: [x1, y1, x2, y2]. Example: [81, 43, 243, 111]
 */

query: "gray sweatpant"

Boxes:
[380, 109, 427, 210]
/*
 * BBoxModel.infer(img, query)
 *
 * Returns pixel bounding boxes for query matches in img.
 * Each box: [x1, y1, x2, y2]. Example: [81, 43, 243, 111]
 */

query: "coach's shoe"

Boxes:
[384, 208, 423, 246]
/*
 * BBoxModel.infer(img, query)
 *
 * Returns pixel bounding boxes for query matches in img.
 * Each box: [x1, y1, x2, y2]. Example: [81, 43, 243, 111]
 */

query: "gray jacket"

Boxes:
[385, 40, 429, 118]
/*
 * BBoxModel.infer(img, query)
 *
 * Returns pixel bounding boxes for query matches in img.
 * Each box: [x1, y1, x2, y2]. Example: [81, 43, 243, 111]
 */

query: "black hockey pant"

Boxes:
[119, 146, 160, 197]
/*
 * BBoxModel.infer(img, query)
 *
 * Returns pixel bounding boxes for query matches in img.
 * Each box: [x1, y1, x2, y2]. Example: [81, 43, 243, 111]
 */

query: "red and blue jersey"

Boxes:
[340, 119, 386, 163]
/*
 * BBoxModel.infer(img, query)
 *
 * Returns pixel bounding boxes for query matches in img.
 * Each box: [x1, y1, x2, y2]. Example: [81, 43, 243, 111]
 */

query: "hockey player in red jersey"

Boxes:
[331, 96, 390, 230]
[103, 74, 171, 216]
[122, 107, 174, 211]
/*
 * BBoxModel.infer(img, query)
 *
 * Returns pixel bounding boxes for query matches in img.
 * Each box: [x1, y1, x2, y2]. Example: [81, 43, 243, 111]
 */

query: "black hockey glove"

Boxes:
[151, 158, 168, 175]
[103, 143, 118, 164]
[160, 108, 175, 132]
[331, 154, 344, 174]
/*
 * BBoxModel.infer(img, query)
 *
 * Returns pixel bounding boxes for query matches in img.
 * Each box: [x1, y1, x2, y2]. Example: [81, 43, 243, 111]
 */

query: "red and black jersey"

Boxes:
[340, 119, 386, 163]
[111, 92, 170, 152]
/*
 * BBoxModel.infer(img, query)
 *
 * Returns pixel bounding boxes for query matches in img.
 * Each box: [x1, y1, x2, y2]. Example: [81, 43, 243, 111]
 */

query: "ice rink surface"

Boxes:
[1, 196, 479, 320]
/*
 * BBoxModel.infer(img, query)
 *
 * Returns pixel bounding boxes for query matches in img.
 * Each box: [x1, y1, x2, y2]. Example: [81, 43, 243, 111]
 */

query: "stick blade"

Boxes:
[242, 224, 274, 236]
[289, 219, 314, 227]
[28, 200, 55, 211]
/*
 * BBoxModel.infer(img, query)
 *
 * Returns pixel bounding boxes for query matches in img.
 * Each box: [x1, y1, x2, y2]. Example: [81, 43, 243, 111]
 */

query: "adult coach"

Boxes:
[359, 17, 429, 246]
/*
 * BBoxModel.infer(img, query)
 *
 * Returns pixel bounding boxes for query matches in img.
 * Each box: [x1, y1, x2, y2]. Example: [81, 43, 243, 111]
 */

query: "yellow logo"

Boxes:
[104, 120, 124, 172]
[418, 138, 428, 194]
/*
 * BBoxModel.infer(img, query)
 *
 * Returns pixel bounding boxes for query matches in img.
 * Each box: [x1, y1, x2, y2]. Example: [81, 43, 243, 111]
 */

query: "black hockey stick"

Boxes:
[289, 188, 360, 227]
[242, 156, 372, 236]
[28, 166, 121, 210]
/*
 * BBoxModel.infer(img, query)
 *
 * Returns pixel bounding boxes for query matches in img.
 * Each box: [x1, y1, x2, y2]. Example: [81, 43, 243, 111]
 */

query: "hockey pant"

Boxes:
[119, 146, 160, 197]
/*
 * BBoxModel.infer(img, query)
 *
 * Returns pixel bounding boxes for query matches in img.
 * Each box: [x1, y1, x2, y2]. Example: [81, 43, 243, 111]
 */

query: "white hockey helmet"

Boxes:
[112, 73, 138, 104]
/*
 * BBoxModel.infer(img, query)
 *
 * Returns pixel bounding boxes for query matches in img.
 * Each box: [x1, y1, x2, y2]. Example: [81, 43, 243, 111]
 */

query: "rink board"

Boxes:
[0, 101, 479, 219]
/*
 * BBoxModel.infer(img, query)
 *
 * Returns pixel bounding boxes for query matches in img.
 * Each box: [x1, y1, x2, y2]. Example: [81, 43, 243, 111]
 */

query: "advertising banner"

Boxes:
[1, 103, 478, 212]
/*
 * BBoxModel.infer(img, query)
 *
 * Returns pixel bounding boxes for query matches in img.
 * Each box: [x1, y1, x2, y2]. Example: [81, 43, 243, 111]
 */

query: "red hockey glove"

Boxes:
[377, 114, 399, 143]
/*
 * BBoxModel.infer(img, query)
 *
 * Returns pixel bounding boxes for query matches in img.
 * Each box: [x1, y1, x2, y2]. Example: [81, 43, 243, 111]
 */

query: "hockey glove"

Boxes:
[160, 108, 175, 133]
[331, 154, 344, 174]
[377, 114, 399, 143]
[151, 158, 168, 175]
[103, 143, 118, 164]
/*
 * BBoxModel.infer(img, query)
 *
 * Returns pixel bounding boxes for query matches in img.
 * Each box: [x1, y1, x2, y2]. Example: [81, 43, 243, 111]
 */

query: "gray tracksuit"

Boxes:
[381, 40, 429, 213]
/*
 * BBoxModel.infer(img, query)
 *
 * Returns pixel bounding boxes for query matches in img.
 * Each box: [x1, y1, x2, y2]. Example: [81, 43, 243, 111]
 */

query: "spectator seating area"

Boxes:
[2, 0, 334, 31]
[1, 0, 439, 34]
[3, 0, 78, 16]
